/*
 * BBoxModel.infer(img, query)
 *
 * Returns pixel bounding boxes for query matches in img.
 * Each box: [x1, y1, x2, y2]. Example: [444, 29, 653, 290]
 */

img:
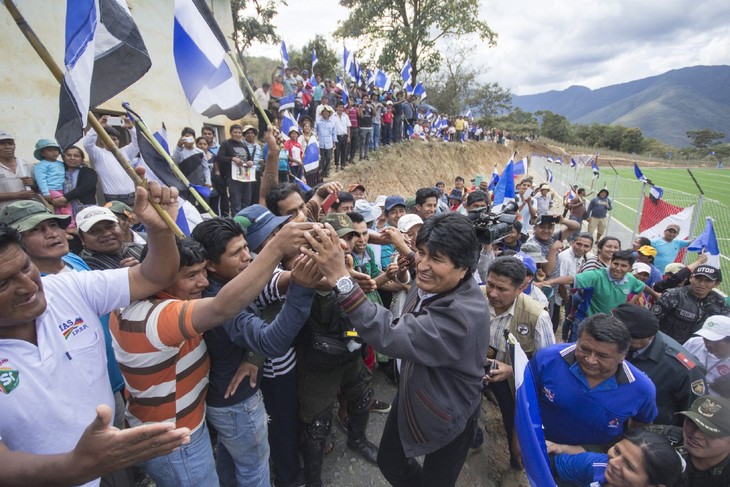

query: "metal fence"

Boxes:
[530, 155, 730, 295]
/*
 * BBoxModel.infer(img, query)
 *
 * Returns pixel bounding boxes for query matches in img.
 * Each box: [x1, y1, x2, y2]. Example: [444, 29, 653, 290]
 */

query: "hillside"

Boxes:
[511, 65, 730, 147]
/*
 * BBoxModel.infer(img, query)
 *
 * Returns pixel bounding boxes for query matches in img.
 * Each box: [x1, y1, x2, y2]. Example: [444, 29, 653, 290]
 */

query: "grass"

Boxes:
[612, 167, 730, 205]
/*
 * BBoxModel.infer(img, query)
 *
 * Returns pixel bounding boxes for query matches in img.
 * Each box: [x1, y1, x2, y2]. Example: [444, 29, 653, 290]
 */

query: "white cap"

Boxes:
[397, 214, 423, 233]
[632, 262, 651, 275]
[373, 195, 387, 207]
[695, 315, 730, 341]
[76, 206, 118, 233]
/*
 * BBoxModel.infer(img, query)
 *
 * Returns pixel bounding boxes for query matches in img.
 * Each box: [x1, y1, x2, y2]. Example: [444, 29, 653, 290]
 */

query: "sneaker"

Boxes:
[369, 399, 391, 414]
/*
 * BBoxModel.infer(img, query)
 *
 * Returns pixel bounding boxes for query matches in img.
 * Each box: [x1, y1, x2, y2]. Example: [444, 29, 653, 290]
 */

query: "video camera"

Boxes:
[468, 200, 519, 245]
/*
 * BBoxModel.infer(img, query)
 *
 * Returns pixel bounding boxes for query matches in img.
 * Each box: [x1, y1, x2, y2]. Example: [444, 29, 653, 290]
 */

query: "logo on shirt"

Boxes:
[692, 379, 706, 396]
[0, 367, 20, 394]
[608, 418, 620, 429]
[58, 317, 88, 340]
[516, 324, 530, 336]
[541, 386, 555, 403]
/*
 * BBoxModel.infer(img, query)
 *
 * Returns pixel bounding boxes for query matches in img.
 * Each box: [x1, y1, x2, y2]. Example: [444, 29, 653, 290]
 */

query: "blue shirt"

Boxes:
[532, 343, 657, 446]
[315, 118, 337, 149]
[34, 159, 65, 196]
[554, 451, 608, 485]
[651, 237, 691, 272]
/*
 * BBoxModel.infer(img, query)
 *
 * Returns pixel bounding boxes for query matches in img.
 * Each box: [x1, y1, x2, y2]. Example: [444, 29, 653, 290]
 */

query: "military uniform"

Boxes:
[629, 331, 707, 426]
[678, 446, 730, 487]
[652, 286, 730, 344]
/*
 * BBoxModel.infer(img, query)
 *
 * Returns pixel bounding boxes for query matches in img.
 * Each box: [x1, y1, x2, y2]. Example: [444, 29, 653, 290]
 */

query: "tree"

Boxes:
[619, 127, 645, 154]
[466, 82, 512, 119]
[334, 0, 496, 85]
[287, 36, 340, 81]
[686, 129, 726, 149]
[230, 0, 285, 60]
[422, 46, 479, 114]
[494, 108, 538, 135]
[536, 111, 571, 142]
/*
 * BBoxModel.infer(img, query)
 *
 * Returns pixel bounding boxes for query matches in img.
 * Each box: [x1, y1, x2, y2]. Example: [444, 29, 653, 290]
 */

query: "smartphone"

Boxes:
[106, 116, 125, 127]
[321, 192, 338, 212]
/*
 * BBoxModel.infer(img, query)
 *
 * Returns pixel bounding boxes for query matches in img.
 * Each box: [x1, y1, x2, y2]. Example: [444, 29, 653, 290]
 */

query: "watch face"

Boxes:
[336, 277, 354, 294]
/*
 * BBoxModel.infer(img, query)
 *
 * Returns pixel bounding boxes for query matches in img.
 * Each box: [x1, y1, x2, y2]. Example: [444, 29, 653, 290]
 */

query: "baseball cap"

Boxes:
[384, 195, 406, 212]
[374, 195, 387, 208]
[0, 130, 14, 141]
[514, 252, 537, 275]
[677, 395, 730, 438]
[693, 265, 722, 282]
[694, 315, 730, 341]
[354, 199, 381, 223]
[104, 201, 133, 219]
[664, 262, 685, 275]
[234, 205, 291, 251]
[632, 262, 651, 275]
[520, 242, 548, 263]
[397, 214, 423, 233]
[348, 183, 366, 193]
[612, 303, 659, 338]
[76, 206, 118, 233]
[0, 200, 70, 233]
[323, 213, 356, 237]
[666, 223, 681, 232]
[637, 245, 657, 257]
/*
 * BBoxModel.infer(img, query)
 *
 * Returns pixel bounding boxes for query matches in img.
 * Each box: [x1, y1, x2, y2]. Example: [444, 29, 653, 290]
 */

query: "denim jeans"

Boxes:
[371, 123, 381, 150]
[359, 127, 373, 159]
[139, 421, 219, 487]
[206, 391, 271, 487]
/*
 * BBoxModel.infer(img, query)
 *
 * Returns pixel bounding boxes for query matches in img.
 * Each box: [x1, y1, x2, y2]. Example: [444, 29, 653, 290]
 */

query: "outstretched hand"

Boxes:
[301, 223, 349, 287]
[291, 254, 324, 289]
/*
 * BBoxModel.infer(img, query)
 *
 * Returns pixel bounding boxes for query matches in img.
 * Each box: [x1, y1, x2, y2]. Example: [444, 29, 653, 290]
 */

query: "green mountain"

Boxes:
[511, 65, 730, 147]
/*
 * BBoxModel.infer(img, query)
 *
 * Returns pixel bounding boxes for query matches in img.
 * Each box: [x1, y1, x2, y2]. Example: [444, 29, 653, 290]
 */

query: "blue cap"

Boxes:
[447, 189, 463, 202]
[514, 252, 537, 275]
[384, 195, 406, 212]
[234, 205, 291, 251]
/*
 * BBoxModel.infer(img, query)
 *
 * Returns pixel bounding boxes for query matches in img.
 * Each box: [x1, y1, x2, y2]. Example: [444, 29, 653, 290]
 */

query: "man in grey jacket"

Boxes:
[304, 212, 489, 487]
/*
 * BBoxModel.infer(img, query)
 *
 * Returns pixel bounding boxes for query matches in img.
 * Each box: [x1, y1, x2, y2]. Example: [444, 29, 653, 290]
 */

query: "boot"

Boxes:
[346, 409, 378, 464]
[302, 416, 331, 487]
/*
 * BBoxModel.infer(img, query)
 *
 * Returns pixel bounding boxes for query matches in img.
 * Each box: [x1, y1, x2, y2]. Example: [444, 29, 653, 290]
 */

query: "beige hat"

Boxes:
[397, 214, 424, 233]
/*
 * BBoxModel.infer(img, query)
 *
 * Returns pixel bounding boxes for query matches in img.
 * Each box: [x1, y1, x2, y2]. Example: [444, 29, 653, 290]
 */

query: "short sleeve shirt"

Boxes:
[574, 268, 646, 316]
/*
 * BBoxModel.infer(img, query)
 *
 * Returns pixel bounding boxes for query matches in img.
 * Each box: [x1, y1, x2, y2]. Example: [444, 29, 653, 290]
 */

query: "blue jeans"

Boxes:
[206, 391, 271, 487]
[139, 421, 219, 487]
[371, 123, 381, 150]
[359, 127, 373, 159]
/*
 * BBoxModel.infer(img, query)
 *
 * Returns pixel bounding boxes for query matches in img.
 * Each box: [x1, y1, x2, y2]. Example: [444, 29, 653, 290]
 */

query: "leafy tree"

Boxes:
[619, 127, 645, 154]
[422, 46, 479, 114]
[286, 36, 340, 81]
[466, 82, 512, 119]
[686, 128, 726, 149]
[494, 108, 538, 135]
[536, 111, 572, 142]
[230, 0, 285, 60]
[334, 0, 496, 85]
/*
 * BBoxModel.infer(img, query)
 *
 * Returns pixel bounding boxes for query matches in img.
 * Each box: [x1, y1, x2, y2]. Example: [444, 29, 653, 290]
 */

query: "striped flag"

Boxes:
[311, 49, 318, 71]
[56, 0, 151, 150]
[278, 93, 295, 112]
[688, 218, 721, 268]
[302, 138, 320, 174]
[488, 166, 500, 191]
[153, 124, 169, 154]
[493, 160, 516, 212]
[591, 158, 600, 178]
[545, 167, 553, 183]
[280, 110, 299, 140]
[280, 41, 289, 67]
[401, 59, 412, 84]
[554, 157, 562, 165]
[173, 0, 250, 119]
[513, 157, 527, 176]
[634, 162, 649, 183]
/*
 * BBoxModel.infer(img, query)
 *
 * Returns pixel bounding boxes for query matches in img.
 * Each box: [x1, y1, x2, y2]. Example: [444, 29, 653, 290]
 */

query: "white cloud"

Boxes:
[246, 0, 730, 95]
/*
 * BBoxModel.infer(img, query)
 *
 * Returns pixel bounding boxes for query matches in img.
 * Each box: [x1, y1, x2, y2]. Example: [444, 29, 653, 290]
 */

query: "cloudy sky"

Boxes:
[247, 0, 730, 95]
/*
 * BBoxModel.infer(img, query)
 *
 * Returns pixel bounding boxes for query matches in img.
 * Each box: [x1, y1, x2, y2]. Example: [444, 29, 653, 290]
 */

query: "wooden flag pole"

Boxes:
[5, 0, 183, 237]
[227, 52, 276, 131]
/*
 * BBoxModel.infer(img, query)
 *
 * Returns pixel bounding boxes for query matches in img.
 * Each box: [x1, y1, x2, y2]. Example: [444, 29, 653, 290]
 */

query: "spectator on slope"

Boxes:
[586, 188, 613, 242]
[534, 183, 554, 217]
[298, 115, 321, 187]
[359, 98, 374, 161]
[315, 106, 337, 178]
[333, 102, 351, 171]
[347, 100, 360, 164]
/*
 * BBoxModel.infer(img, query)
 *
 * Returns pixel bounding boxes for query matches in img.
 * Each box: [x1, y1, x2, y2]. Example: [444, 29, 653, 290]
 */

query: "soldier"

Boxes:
[614, 303, 707, 426]
[677, 395, 730, 486]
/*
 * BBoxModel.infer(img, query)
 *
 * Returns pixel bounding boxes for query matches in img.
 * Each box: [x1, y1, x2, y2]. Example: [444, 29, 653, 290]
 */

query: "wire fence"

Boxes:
[530, 155, 730, 295]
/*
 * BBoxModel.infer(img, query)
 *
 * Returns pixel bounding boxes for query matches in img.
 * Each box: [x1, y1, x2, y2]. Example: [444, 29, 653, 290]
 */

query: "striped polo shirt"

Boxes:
[110, 293, 208, 432]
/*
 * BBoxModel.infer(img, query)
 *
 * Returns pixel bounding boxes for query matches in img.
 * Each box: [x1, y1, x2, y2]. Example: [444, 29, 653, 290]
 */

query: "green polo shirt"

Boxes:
[574, 267, 646, 316]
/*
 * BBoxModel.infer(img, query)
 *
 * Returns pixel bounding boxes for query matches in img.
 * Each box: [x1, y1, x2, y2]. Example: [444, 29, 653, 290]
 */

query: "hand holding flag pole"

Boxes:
[123, 103, 216, 218]
[4, 0, 183, 237]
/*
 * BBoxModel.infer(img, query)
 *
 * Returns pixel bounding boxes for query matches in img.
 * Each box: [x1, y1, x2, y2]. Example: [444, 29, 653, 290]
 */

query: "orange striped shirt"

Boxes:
[110, 294, 208, 431]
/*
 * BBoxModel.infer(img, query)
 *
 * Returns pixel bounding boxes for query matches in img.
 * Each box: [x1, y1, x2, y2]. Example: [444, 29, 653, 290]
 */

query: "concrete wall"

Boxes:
[0, 0, 238, 160]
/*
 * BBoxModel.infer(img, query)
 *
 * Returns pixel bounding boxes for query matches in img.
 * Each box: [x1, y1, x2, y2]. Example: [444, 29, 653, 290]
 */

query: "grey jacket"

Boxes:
[337, 277, 490, 457]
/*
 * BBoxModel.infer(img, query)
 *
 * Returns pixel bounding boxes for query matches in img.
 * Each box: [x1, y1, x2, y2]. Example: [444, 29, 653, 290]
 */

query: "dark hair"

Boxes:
[622, 429, 682, 486]
[266, 183, 303, 216]
[512, 220, 522, 234]
[611, 249, 635, 265]
[635, 236, 651, 248]
[488, 256, 526, 289]
[195, 136, 208, 146]
[191, 218, 244, 264]
[230, 124, 242, 133]
[104, 126, 121, 139]
[201, 126, 215, 135]
[262, 82, 270, 89]
[347, 212, 365, 225]
[331, 191, 354, 210]
[336, 101, 345, 108]
[578, 314, 631, 353]
[0, 223, 25, 252]
[64, 145, 85, 159]
[455, 176, 464, 182]
[181, 127, 196, 137]
[466, 190, 489, 208]
[415, 213, 478, 274]
[597, 236, 621, 251]
[572, 232, 595, 245]
[415, 187, 440, 205]
[141, 237, 207, 269]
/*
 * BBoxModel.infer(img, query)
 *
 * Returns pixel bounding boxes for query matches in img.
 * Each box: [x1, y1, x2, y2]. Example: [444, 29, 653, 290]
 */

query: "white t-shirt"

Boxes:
[0, 268, 130, 487]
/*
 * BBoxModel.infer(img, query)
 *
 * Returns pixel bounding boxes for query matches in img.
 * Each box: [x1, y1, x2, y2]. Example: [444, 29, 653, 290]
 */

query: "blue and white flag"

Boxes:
[554, 157, 562, 165]
[634, 162, 649, 183]
[153, 124, 169, 154]
[280, 110, 299, 140]
[546, 156, 553, 164]
[336, 76, 349, 104]
[302, 138, 320, 174]
[514, 156, 527, 176]
[278, 93, 295, 112]
[591, 158, 600, 178]
[488, 166, 500, 191]
[292, 174, 311, 192]
[570, 157, 577, 168]
[413, 82, 427, 100]
[401, 59, 412, 84]
[511, 335, 556, 486]
[493, 161, 516, 212]
[688, 218, 721, 268]
[280, 40, 289, 67]
[173, 0, 250, 120]
[57, 0, 151, 149]
[311, 48, 318, 71]
[463, 109, 472, 118]
[343, 46, 353, 75]
[372, 68, 392, 91]
[545, 167, 553, 183]
[649, 185, 664, 203]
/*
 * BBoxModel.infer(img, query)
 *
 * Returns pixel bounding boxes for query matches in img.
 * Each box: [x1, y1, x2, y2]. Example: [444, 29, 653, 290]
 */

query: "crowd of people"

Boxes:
[1, 102, 729, 487]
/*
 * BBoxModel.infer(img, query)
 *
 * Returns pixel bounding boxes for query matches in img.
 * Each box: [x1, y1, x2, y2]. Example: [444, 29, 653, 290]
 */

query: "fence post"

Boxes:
[631, 183, 647, 243]
[605, 174, 619, 235]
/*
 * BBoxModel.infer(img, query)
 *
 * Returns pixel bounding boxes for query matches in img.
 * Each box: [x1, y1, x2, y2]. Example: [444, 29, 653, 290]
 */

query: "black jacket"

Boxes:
[64, 166, 98, 205]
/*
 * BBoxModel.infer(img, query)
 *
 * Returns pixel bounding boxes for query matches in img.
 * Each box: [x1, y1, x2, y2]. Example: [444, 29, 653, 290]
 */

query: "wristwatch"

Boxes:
[333, 276, 354, 295]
